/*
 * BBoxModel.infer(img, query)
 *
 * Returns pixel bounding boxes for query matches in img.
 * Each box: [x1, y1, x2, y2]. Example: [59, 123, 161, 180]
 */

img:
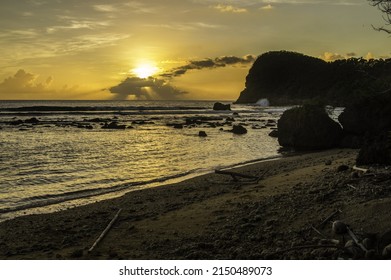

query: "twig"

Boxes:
[347, 184, 357, 190]
[318, 209, 342, 229]
[310, 224, 327, 238]
[88, 209, 122, 253]
[346, 226, 368, 253]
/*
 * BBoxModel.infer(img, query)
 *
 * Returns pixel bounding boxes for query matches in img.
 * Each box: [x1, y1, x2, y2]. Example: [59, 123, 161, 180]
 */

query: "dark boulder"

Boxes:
[231, 125, 247, 135]
[198, 131, 207, 137]
[25, 117, 39, 124]
[268, 130, 279, 138]
[356, 132, 391, 165]
[339, 94, 391, 136]
[173, 124, 184, 129]
[213, 102, 231, 111]
[277, 105, 342, 150]
[102, 122, 126, 130]
[9, 120, 23, 126]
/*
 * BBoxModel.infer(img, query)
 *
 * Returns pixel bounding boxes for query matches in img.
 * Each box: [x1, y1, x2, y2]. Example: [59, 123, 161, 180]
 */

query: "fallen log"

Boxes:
[215, 169, 263, 182]
[88, 208, 122, 253]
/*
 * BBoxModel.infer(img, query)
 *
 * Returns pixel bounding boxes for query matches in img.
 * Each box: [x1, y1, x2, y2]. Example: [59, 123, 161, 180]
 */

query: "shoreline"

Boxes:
[2, 148, 391, 260]
[0, 154, 285, 223]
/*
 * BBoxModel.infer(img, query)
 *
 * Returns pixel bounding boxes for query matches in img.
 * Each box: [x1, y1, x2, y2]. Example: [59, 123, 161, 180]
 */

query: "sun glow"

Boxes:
[132, 63, 158, 78]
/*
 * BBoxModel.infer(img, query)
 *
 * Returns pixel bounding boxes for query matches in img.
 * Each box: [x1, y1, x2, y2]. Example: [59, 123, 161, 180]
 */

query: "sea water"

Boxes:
[0, 100, 286, 221]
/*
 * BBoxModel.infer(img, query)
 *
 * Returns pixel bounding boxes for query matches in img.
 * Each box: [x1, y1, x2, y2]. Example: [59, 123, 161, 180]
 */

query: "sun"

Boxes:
[132, 63, 158, 78]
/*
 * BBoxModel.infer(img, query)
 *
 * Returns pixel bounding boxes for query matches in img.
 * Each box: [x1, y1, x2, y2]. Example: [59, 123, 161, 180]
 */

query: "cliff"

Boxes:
[235, 51, 391, 106]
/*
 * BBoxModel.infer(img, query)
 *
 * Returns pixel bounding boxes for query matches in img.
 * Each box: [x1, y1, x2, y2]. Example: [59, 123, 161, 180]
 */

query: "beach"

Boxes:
[1, 148, 390, 260]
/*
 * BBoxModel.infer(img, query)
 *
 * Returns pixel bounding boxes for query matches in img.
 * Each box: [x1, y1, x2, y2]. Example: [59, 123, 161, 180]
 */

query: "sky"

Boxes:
[0, 0, 389, 101]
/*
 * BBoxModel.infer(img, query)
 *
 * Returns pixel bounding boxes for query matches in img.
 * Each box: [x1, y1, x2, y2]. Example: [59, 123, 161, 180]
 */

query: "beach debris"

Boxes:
[88, 208, 122, 253]
[346, 226, 368, 253]
[352, 166, 368, 173]
[215, 169, 264, 182]
[310, 224, 327, 238]
[198, 131, 207, 137]
[318, 209, 342, 229]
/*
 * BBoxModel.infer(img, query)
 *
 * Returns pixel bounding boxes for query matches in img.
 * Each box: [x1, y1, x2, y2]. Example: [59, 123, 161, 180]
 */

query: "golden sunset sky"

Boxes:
[0, 0, 389, 100]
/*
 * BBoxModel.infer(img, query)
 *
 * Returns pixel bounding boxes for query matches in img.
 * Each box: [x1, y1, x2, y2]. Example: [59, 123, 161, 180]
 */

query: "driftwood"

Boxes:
[353, 166, 368, 173]
[88, 209, 122, 253]
[318, 209, 342, 229]
[215, 169, 266, 182]
[346, 226, 368, 253]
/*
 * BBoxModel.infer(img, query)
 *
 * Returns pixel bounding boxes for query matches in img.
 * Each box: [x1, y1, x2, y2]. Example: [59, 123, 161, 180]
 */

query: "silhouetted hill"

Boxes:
[235, 51, 391, 106]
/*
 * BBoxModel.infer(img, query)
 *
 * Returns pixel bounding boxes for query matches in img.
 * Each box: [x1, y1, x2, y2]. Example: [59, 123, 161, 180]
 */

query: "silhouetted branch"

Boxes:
[370, 0, 391, 33]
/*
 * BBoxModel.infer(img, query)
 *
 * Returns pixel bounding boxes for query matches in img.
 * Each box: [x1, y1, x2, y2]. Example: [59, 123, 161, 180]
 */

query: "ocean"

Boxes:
[0, 100, 286, 221]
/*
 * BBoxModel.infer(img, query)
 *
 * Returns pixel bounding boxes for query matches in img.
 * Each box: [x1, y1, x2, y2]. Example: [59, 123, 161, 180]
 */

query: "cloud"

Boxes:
[320, 52, 347, 61]
[161, 55, 255, 78]
[0, 69, 85, 99]
[93, 5, 118, 12]
[109, 77, 187, 100]
[213, 4, 247, 13]
[46, 19, 111, 33]
[0, 69, 52, 94]
[145, 22, 221, 31]
[260, 4, 274, 10]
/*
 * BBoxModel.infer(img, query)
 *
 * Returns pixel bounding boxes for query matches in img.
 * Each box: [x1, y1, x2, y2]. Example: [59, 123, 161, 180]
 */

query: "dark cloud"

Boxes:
[161, 54, 255, 78]
[109, 54, 255, 100]
[109, 77, 187, 100]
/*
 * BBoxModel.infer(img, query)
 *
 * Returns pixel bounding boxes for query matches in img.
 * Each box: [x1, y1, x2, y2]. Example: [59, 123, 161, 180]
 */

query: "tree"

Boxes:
[370, 0, 391, 33]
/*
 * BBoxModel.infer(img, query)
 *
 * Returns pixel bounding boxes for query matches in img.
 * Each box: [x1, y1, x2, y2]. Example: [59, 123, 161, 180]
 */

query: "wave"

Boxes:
[0, 169, 202, 215]
[0, 155, 286, 216]
[1, 105, 208, 112]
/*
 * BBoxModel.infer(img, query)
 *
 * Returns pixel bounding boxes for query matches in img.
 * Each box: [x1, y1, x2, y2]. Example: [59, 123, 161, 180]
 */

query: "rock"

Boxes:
[356, 132, 391, 165]
[277, 105, 342, 150]
[10, 120, 23, 126]
[69, 249, 84, 258]
[382, 244, 391, 258]
[268, 130, 279, 138]
[213, 102, 231, 111]
[102, 122, 126, 129]
[325, 160, 332, 165]
[24, 117, 39, 124]
[231, 125, 247, 135]
[332, 220, 347, 235]
[173, 124, 183, 129]
[337, 165, 349, 172]
[198, 131, 207, 137]
[339, 94, 391, 137]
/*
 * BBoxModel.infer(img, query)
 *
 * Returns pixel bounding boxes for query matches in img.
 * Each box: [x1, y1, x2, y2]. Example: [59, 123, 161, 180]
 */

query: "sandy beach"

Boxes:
[1, 148, 391, 260]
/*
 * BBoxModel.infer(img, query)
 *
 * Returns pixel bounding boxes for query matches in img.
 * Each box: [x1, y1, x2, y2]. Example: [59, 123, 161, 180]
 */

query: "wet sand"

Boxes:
[1, 148, 391, 259]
